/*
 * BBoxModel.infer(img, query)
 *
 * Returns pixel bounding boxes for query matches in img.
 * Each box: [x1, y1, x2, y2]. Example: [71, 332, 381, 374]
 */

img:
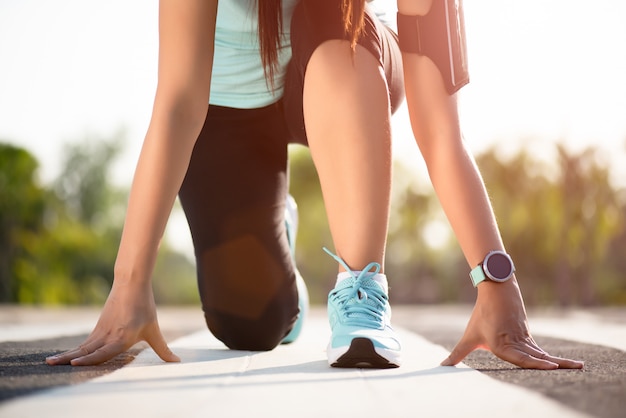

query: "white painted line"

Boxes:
[0, 323, 95, 343]
[0, 316, 587, 418]
[530, 314, 626, 353]
[0, 307, 100, 342]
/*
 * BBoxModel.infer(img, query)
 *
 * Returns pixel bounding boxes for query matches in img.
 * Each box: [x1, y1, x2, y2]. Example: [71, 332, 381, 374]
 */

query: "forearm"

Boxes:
[429, 137, 504, 267]
[400, 30, 523, 313]
[113, 0, 217, 286]
[113, 103, 208, 286]
[401, 55, 503, 269]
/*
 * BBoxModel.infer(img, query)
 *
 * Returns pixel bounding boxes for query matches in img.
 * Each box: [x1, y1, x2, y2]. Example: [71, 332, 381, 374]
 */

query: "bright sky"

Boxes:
[1, 0, 625, 187]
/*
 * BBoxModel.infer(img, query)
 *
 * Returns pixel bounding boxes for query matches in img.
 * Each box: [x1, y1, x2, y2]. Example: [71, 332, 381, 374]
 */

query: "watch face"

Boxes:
[484, 252, 514, 281]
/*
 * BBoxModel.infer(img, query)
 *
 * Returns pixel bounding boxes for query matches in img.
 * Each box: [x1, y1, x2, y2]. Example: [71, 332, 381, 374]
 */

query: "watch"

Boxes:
[470, 250, 515, 287]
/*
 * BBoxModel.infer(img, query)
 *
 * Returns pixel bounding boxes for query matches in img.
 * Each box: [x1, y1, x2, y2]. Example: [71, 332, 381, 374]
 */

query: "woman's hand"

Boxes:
[46, 281, 179, 366]
[441, 278, 584, 369]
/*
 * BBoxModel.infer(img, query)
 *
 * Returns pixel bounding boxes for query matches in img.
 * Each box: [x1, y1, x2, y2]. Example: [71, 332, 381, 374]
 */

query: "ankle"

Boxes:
[336, 272, 388, 294]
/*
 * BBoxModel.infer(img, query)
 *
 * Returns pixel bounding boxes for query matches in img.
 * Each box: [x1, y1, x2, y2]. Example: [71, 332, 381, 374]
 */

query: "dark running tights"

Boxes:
[178, 103, 298, 351]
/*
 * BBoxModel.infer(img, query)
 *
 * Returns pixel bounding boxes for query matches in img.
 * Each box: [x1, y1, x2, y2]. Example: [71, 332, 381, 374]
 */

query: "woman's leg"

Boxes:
[284, 0, 404, 367]
[284, 0, 404, 271]
[306, 41, 392, 269]
[178, 103, 298, 351]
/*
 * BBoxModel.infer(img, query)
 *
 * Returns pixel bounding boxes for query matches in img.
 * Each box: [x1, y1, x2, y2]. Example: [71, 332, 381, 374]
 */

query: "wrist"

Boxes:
[476, 275, 523, 304]
[113, 254, 156, 287]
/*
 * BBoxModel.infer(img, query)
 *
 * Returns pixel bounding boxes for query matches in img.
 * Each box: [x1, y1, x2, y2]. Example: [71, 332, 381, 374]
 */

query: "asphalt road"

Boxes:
[393, 307, 626, 418]
[1, 306, 624, 418]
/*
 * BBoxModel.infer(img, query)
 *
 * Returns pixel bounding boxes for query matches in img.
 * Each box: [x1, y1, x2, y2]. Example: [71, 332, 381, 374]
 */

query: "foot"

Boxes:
[324, 248, 401, 368]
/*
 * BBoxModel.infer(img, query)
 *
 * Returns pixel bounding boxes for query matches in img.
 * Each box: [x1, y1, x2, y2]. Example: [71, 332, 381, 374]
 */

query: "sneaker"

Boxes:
[281, 195, 309, 344]
[324, 247, 401, 368]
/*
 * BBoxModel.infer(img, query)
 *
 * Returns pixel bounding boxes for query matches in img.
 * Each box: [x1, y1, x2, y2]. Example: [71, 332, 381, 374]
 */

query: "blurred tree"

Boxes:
[287, 146, 334, 304]
[4, 134, 128, 304]
[152, 242, 200, 305]
[3, 134, 199, 305]
[54, 133, 126, 229]
[386, 162, 466, 304]
[14, 218, 115, 304]
[477, 144, 624, 306]
[476, 146, 555, 304]
[41, 133, 196, 304]
[0, 143, 46, 302]
[604, 198, 626, 304]
[6, 137, 621, 306]
[287, 147, 466, 304]
[288, 142, 626, 306]
[553, 145, 623, 305]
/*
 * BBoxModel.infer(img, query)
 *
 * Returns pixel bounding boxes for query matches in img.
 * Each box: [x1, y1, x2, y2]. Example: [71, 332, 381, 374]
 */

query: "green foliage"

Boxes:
[287, 146, 334, 304]
[54, 134, 127, 228]
[287, 142, 626, 307]
[152, 244, 200, 305]
[0, 134, 197, 305]
[386, 162, 466, 303]
[13, 219, 114, 304]
[0, 137, 124, 304]
[2, 136, 624, 307]
[0, 143, 46, 301]
[287, 147, 468, 305]
[477, 144, 624, 306]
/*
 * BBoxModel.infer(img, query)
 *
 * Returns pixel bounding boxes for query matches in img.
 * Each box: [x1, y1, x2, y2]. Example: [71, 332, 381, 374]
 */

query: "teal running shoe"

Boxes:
[324, 248, 401, 368]
[281, 195, 309, 344]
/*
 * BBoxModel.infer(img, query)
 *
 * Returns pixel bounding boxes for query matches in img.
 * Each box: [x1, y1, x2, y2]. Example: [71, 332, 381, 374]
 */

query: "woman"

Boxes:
[47, 0, 582, 370]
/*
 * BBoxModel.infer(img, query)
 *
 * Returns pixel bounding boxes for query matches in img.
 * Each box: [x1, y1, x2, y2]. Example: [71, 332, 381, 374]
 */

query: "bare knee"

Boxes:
[305, 40, 388, 100]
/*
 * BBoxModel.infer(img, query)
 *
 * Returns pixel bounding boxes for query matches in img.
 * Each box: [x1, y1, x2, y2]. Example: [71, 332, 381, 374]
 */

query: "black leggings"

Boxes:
[178, 0, 404, 351]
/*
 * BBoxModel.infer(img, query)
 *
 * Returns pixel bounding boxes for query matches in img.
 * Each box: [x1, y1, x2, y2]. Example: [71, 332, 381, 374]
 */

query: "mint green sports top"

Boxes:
[210, 0, 394, 109]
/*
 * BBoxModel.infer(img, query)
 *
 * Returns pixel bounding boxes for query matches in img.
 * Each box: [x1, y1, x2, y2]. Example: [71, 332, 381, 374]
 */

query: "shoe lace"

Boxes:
[324, 247, 388, 329]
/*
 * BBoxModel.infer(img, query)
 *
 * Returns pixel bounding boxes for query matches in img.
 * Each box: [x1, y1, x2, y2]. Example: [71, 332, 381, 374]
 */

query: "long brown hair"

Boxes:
[257, 0, 366, 87]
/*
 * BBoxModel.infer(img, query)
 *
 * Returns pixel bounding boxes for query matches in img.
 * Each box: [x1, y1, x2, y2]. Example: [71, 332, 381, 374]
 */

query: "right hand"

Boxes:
[440, 278, 584, 369]
[46, 281, 180, 366]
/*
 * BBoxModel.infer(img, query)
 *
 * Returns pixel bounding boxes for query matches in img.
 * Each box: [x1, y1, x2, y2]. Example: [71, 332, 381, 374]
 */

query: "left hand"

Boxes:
[440, 278, 584, 369]
[46, 280, 179, 366]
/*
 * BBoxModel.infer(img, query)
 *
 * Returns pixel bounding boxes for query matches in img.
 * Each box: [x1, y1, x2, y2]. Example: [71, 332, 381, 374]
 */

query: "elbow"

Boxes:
[169, 98, 209, 135]
[151, 89, 209, 146]
[156, 85, 209, 125]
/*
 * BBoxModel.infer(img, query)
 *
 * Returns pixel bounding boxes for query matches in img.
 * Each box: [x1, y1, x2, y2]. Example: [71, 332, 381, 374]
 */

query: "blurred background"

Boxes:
[1, 0, 625, 307]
